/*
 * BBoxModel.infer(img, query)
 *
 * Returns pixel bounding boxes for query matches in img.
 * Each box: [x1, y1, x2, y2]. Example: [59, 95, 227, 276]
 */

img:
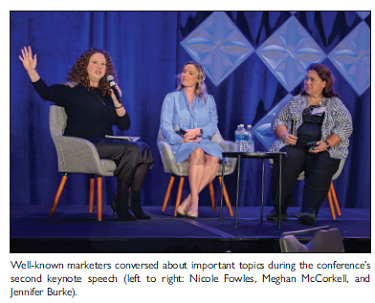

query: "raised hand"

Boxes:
[19, 46, 37, 71]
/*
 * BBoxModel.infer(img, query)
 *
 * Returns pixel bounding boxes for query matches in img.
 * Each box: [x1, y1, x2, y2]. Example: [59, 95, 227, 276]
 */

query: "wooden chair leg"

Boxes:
[97, 177, 102, 221]
[209, 182, 216, 211]
[50, 173, 68, 216]
[327, 189, 336, 220]
[174, 177, 185, 216]
[162, 176, 175, 212]
[88, 175, 95, 213]
[330, 181, 341, 216]
[218, 177, 234, 217]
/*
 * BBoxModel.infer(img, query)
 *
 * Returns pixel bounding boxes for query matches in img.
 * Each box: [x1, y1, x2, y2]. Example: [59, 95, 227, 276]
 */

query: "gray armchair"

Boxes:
[279, 225, 344, 252]
[269, 158, 345, 220]
[157, 129, 237, 216]
[49, 105, 116, 221]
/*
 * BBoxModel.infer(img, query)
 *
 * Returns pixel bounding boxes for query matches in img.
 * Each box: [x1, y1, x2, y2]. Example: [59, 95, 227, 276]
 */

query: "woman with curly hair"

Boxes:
[19, 46, 153, 221]
[160, 61, 223, 219]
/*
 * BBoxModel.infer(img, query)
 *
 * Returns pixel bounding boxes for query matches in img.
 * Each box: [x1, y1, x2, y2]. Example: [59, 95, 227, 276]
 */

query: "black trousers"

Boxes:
[89, 138, 154, 178]
[272, 145, 340, 215]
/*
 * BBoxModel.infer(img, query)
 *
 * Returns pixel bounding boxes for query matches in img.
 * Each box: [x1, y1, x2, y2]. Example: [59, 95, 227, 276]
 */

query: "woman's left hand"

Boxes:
[185, 128, 200, 139]
[110, 84, 122, 104]
[110, 84, 126, 116]
[309, 141, 327, 153]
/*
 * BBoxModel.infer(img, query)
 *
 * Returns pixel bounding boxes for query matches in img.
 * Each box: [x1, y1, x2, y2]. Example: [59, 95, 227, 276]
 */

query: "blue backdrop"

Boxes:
[10, 11, 370, 211]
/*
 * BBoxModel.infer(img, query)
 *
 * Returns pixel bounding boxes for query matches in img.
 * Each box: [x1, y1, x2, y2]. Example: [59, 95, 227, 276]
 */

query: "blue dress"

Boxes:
[160, 90, 223, 162]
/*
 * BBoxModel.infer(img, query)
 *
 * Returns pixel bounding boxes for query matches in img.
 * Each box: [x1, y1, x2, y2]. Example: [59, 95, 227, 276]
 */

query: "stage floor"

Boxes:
[10, 205, 370, 253]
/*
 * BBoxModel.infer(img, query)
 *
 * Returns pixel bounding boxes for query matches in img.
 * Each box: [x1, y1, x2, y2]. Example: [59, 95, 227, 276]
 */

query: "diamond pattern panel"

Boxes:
[357, 12, 370, 19]
[181, 12, 370, 149]
[180, 12, 254, 86]
[253, 94, 293, 150]
[328, 21, 370, 96]
[256, 16, 326, 92]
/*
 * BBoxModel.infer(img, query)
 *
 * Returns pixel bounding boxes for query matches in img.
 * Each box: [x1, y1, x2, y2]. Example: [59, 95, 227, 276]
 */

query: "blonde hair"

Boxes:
[176, 61, 208, 102]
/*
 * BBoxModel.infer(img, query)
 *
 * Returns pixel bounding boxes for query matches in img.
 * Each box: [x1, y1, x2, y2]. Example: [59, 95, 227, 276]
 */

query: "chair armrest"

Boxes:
[219, 139, 235, 152]
[218, 139, 237, 175]
[52, 136, 107, 174]
[157, 140, 179, 175]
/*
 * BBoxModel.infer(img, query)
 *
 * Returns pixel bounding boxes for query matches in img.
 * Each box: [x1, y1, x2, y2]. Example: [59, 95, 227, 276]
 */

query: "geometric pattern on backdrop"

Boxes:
[180, 12, 254, 86]
[256, 16, 326, 93]
[253, 93, 293, 150]
[328, 21, 370, 96]
[357, 12, 370, 19]
[181, 12, 371, 148]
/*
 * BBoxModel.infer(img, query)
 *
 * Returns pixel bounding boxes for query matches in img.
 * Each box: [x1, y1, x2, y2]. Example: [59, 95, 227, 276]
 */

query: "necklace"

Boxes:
[92, 89, 112, 110]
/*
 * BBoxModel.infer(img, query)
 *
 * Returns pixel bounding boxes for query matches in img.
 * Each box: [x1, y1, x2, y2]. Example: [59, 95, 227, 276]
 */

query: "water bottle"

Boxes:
[246, 125, 255, 152]
[235, 125, 241, 152]
[235, 124, 246, 152]
[240, 125, 247, 152]
[244, 126, 250, 152]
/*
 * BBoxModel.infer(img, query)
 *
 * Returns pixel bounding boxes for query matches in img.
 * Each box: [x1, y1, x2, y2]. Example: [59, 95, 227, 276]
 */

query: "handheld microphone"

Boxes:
[174, 125, 187, 136]
[107, 75, 122, 104]
[291, 115, 297, 136]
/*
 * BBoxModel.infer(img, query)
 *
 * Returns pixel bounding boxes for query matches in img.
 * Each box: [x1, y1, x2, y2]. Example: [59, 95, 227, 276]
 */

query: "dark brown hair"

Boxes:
[67, 48, 117, 96]
[302, 63, 339, 98]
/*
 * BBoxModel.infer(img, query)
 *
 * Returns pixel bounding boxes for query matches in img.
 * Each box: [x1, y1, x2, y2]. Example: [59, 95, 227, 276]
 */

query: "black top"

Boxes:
[297, 105, 325, 147]
[32, 79, 131, 139]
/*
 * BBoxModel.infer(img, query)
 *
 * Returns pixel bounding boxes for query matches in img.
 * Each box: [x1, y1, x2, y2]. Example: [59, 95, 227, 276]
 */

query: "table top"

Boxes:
[222, 151, 286, 159]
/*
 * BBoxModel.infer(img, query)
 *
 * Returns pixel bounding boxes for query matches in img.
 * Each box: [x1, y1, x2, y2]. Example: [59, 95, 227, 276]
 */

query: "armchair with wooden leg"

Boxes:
[269, 158, 345, 220]
[157, 129, 236, 217]
[49, 105, 116, 221]
[297, 158, 345, 220]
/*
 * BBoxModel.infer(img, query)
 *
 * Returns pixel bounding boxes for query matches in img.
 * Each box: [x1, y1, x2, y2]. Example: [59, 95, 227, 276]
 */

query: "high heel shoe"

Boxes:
[186, 198, 199, 219]
[128, 191, 150, 220]
[176, 197, 192, 217]
[186, 211, 198, 219]
[111, 192, 136, 221]
[111, 193, 117, 218]
[177, 205, 188, 217]
[111, 192, 133, 218]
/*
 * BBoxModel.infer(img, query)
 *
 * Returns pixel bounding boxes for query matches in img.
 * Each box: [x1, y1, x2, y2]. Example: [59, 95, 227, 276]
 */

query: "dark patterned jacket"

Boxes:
[269, 94, 352, 159]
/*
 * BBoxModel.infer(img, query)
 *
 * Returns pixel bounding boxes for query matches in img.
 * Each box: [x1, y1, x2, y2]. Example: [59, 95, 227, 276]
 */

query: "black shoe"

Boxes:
[111, 192, 136, 221]
[298, 212, 316, 225]
[111, 193, 117, 218]
[294, 211, 303, 219]
[111, 192, 132, 217]
[266, 208, 288, 221]
[128, 192, 151, 220]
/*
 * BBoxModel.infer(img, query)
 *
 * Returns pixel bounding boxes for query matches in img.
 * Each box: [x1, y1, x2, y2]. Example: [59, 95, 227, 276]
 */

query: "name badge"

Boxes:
[311, 107, 326, 115]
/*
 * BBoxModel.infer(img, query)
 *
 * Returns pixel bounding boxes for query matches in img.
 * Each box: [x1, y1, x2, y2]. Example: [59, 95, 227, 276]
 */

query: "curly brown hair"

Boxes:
[67, 48, 117, 96]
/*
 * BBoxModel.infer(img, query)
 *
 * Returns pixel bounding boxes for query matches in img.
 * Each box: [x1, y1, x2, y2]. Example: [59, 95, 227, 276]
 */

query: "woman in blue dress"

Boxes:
[160, 62, 223, 219]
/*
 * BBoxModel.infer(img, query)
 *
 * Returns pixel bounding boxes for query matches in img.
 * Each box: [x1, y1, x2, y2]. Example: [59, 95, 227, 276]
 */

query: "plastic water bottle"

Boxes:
[246, 125, 255, 152]
[235, 125, 241, 152]
[235, 124, 246, 152]
[244, 126, 250, 152]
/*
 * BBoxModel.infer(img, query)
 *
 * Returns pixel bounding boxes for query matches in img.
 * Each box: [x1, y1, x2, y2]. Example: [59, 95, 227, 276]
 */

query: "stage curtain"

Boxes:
[10, 11, 370, 210]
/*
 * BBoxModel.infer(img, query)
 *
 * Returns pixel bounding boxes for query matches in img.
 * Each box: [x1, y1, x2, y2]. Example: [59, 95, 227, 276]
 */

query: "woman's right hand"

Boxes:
[283, 133, 298, 146]
[19, 46, 37, 71]
[181, 135, 202, 144]
[19, 46, 40, 82]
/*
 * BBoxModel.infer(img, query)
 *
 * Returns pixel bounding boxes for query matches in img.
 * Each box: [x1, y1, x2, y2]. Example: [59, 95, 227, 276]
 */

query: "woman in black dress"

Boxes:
[19, 46, 153, 221]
